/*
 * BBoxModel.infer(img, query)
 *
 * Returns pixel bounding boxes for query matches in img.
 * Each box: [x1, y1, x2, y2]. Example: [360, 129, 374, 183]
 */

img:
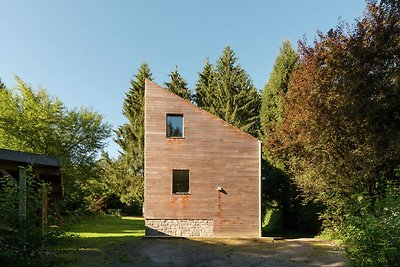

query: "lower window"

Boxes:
[172, 170, 189, 194]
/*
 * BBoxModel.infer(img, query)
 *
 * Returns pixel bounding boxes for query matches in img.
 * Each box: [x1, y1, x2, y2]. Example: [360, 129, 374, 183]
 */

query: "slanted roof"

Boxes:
[145, 79, 260, 142]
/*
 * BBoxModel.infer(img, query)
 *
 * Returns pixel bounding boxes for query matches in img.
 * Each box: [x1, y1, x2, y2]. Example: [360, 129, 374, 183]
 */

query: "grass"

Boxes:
[67, 215, 144, 238]
[50, 215, 145, 266]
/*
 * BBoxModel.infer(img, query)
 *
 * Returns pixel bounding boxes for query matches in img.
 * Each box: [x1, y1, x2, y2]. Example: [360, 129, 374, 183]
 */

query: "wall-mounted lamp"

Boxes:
[217, 186, 228, 194]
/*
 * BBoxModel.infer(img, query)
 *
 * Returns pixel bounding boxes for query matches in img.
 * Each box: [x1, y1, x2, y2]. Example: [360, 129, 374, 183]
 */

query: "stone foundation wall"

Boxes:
[145, 219, 213, 237]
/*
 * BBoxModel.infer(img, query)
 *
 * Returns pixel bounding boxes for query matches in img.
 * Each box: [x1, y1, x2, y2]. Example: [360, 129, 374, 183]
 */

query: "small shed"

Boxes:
[0, 148, 63, 225]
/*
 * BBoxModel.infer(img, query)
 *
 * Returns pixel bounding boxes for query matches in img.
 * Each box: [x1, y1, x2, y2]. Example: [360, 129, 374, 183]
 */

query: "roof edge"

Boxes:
[0, 148, 62, 167]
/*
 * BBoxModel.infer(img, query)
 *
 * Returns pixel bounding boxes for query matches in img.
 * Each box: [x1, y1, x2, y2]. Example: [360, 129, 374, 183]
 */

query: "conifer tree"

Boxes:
[194, 59, 215, 111]
[164, 66, 192, 101]
[195, 47, 261, 137]
[114, 63, 153, 205]
[260, 40, 298, 142]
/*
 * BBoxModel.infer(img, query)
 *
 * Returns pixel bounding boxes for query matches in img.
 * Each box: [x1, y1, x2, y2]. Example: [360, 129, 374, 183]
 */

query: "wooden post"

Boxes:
[18, 166, 26, 221]
[42, 184, 48, 233]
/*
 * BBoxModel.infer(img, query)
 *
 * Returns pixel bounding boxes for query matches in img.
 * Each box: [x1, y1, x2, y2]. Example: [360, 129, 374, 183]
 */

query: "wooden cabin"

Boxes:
[144, 80, 261, 238]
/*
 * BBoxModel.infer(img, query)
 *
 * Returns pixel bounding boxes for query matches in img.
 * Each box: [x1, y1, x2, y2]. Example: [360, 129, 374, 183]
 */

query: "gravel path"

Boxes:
[104, 237, 349, 267]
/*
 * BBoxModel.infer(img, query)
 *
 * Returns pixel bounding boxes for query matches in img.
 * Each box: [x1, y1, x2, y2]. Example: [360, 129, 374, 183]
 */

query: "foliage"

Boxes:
[0, 77, 112, 195]
[90, 153, 144, 210]
[260, 41, 321, 233]
[56, 191, 92, 221]
[260, 40, 298, 140]
[341, 189, 400, 266]
[269, 1, 400, 205]
[114, 63, 153, 207]
[194, 58, 216, 110]
[194, 47, 261, 137]
[260, 40, 298, 219]
[165, 66, 192, 101]
[0, 172, 64, 267]
[0, 78, 5, 90]
[263, 1, 400, 261]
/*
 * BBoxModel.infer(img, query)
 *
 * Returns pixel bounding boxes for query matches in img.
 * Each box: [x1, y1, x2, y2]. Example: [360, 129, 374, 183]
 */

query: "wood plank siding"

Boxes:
[144, 80, 261, 237]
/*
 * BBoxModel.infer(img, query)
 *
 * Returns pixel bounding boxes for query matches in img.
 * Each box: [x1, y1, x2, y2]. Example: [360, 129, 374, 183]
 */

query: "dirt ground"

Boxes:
[100, 237, 349, 267]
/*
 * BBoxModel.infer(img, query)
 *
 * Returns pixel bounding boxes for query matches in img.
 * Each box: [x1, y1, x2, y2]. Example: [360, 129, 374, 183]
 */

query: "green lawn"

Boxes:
[51, 215, 145, 266]
[67, 215, 145, 238]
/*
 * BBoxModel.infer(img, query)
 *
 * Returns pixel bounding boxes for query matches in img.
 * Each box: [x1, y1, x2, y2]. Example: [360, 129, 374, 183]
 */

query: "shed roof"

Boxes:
[0, 148, 62, 167]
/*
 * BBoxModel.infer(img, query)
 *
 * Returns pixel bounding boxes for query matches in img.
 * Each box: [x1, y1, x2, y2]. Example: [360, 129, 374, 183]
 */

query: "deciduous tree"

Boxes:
[0, 76, 111, 193]
[271, 0, 400, 206]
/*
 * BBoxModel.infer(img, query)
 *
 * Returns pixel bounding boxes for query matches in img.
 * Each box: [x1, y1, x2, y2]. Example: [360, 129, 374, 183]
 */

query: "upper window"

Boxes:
[166, 114, 183, 138]
[172, 169, 189, 194]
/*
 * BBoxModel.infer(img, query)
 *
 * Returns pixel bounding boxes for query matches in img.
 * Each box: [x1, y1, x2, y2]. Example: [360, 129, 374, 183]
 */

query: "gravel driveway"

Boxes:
[104, 237, 349, 267]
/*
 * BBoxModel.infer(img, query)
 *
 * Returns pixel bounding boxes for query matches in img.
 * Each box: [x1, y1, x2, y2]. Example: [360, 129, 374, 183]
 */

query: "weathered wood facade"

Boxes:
[144, 80, 261, 238]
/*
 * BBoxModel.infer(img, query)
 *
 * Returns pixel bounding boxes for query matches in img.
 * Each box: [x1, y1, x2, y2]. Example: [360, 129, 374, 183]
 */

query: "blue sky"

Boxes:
[0, 0, 366, 158]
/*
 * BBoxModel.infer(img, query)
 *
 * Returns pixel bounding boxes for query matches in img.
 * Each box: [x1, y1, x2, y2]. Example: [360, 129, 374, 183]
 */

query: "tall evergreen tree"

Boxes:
[260, 40, 298, 142]
[164, 66, 192, 101]
[195, 47, 261, 137]
[114, 63, 153, 205]
[194, 59, 215, 110]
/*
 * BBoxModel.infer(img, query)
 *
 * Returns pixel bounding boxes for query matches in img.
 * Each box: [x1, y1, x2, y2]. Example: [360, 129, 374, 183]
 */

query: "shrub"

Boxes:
[341, 190, 400, 266]
[0, 171, 64, 266]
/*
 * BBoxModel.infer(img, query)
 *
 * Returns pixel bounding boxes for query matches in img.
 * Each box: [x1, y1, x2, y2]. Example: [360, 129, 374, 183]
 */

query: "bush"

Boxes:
[0, 171, 64, 266]
[341, 190, 400, 266]
[262, 208, 283, 234]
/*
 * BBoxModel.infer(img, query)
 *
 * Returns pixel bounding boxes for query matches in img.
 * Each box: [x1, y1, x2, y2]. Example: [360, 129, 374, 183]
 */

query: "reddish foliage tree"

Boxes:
[268, 1, 400, 202]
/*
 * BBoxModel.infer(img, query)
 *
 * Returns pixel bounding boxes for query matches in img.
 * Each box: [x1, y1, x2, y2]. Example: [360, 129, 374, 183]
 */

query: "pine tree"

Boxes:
[215, 47, 261, 137]
[164, 66, 192, 101]
[194, 47, 261, 137]
[194, 59, 215, 111]
[260, 40, 298, 141]
[114, 63, 153, 205]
